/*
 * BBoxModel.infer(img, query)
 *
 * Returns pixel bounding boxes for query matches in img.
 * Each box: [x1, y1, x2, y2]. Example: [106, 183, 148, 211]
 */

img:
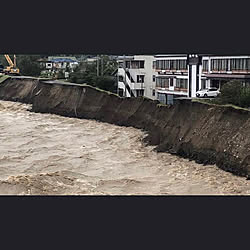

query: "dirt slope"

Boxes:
[0, 77, 39, 103]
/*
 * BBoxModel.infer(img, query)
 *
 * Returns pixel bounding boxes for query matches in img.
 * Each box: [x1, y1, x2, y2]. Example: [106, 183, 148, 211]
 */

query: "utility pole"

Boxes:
[101, 55, 104, 76]
[14, 55, 16, 68]
[123, 55, 127, 97]
[117, 61, 119, 95]
[97, 55, 99, 77]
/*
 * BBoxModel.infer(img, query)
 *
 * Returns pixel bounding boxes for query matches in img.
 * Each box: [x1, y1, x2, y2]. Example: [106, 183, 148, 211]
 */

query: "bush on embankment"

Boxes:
[68, 59, 117, 93]
[211, 80, 250, 108]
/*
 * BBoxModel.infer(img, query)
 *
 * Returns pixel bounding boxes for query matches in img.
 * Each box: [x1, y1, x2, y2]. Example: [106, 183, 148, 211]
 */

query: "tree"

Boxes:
[220, 80, 242, 105]
[68, 57, 117, 93]
[0, 54, 46, 76]
[0, 55, 9, 67]
[94, 76, 117, 92]
[16, 55, 42, 77]
[219, 80, 250, 108]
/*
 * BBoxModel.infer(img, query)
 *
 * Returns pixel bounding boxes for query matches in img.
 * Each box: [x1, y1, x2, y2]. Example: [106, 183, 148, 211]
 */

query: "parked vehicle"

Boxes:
[196, 88, 220, 98]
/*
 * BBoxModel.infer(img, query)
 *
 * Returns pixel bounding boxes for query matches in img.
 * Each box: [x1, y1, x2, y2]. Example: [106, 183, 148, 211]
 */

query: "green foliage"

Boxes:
[40, 71, 52, 78]
[68, 57, 117, 93]
[16, 55, 42, 77]
[93, 76, 117, 92]
[212, 80, 250, 108]
[57, 70, 65, 79]
[192, 98, 250, 111]
[0, 54, 44, 76]
[0, 55, 8, 67]
[220, 80, 242, 105]
[0, 75, 10, 83]
[239, 86, 250, 108]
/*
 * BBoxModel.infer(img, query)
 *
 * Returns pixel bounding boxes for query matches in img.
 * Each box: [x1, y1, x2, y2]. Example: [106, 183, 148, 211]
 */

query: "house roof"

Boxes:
[48, 56, 78, 63]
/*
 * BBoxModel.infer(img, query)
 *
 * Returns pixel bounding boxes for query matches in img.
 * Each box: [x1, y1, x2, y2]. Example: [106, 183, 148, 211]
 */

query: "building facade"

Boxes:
[154, 54, 189, 104]
[115, 54, 250, 103]
[203, 55, 250, 89]
[116, 55, 156, 99]
[39, 56, 79, 78]
[155, 54, 250, 104]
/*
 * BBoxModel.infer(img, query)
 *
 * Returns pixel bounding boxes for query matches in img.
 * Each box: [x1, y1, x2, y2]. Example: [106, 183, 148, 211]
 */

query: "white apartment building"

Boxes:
[116, 55, 156, 99]
[202, 55, 250, 88]
[115, 54, 250, 104]
[154, 54, 189, 104]
[155, 54, 250, 104]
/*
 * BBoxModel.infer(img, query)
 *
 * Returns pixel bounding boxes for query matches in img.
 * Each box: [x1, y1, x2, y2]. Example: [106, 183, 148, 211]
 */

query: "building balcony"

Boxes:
[174, 87, 188, 92]
[155, 69, 188, 74]
[133, 82, 145, 89]
[156, 86, 188, 93]
[156, 88, 188, 97]
[209, 70, 250, 74]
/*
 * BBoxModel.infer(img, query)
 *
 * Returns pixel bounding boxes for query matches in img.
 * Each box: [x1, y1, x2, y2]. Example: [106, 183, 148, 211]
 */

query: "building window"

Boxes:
[211, 59, 228, 71]
[153, 75, 155, 82]
[170, 78, 174, 87]
[229, 58, 250, 71]
[130, 60, 145, 69]
[201, 79, 206, 89]
[176, 78, 188, 89]
[118, 88, 124, 97]
[153, 61, 156, 69]
[156, 77, 169, 88]
[155, 59, 187, 70]
[136, 89, 144, 97]
[125, 61, 131, 68]
[139, 61, 145, 68]
[118, 75, 124, 82]
[137, 75, 145, 83]
[152, 89, 155, 96]
[157, 93, 166, 104]
[202, 60, 208, 72]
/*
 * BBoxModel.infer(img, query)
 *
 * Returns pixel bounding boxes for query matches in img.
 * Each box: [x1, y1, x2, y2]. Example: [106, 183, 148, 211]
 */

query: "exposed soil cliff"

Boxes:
[1, 78, 250, 177]
[0, 77, 39, 104]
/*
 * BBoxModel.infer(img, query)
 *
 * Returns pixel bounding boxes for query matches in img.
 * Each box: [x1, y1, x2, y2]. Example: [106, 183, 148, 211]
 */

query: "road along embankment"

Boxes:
[1, 77, 250, 178]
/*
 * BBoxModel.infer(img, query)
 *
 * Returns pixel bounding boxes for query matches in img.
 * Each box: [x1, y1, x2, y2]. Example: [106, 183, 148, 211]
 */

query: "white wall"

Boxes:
[117, 55, 156, 99]
[130, 55, 156, 99]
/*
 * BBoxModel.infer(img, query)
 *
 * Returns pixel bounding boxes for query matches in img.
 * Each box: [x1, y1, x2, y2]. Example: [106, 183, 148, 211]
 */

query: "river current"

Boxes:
[0, 100, 249, 195]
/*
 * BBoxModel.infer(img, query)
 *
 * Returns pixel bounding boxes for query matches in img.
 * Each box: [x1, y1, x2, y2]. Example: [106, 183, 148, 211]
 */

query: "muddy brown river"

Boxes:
[0, 100, 249, 195]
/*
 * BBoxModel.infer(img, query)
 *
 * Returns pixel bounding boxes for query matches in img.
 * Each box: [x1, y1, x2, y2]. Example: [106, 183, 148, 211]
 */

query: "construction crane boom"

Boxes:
[0, 54, 20, 75]
[4, 55, 14, 67]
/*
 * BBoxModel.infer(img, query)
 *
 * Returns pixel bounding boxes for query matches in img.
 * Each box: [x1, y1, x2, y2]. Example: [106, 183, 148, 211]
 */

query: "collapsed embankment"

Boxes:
[0, 77, 40, 104]
[1, 77, 250, 177]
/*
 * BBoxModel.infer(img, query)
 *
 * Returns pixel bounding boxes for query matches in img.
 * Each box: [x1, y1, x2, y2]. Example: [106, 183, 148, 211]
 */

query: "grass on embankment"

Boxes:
[0, 75, 10, 83]
[192, 98, 250, 111]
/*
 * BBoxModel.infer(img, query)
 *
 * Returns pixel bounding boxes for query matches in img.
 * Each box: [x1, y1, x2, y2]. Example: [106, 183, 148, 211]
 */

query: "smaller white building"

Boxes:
[40, 56, 79, 78]
[47, 56, 79, 71]
[116, 55, 156, 99]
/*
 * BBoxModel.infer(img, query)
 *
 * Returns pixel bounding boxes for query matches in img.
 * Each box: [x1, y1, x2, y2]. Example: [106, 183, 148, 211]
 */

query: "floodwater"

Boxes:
[0, 100, 249, 195]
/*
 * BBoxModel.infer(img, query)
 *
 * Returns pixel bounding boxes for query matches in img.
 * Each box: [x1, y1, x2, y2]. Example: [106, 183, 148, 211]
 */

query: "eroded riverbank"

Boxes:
[0, 100, 249, 195]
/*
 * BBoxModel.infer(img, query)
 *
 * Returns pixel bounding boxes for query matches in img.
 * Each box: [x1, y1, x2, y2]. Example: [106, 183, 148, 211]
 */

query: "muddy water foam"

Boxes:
[0, 100, 249, 195]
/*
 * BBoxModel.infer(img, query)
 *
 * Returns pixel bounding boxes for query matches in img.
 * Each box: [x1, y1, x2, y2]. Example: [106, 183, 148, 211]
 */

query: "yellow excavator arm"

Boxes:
[2, 54, 20, 75]
[4, 55, 14, 67]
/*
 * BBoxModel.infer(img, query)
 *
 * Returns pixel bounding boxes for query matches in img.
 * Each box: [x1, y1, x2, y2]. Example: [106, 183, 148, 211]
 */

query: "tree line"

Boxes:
[0, 55, 118, 93]
[0, 55, 44, 77]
